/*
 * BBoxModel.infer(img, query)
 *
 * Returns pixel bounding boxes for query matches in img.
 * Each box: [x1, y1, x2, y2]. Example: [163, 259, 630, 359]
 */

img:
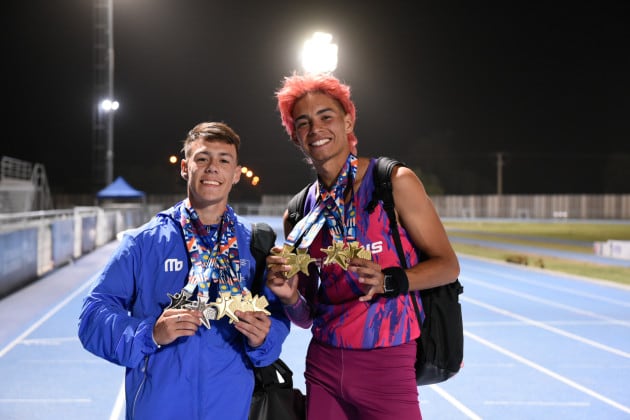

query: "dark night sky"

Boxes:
[3, 1, 629, 202]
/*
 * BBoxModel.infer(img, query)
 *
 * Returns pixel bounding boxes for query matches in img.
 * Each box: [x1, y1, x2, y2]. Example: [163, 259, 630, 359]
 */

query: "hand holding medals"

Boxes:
[321, 241, 372, 270]
[270, 244, 316, 278]
[166, 287, 270, 329]
[270, 241, 371, 275]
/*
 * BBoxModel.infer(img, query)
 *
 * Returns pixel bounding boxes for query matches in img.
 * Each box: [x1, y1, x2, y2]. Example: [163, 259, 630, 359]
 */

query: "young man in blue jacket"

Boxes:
[78, 121, 290, 420]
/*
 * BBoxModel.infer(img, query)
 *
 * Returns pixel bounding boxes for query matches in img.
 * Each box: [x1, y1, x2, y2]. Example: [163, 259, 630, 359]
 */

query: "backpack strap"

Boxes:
[250, 222, 277, 296]
[286, 182, 314, 230]
[366, 156, 405, 214]
[367, 157, 423, 322]
[366, 157, 408, 266]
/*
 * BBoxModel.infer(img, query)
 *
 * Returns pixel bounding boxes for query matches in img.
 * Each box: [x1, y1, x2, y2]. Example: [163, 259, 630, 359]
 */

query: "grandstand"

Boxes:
[0, 156, 53, 213]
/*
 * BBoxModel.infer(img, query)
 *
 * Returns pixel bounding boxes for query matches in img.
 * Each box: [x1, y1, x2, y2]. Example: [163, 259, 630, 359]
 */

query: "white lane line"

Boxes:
[466, 331, 630, 415]
[0, 276, 95, 358]
[0, 398, 91, 404]
[0, 272, 126, 419]
[109, 379, 125, 420]
[21, 337, 79, 345]
[484, 400, 589, 407]
[463, 266, 630, 307]
[462, 275, 630, 328]
[463, 295, 630, 359]
[429, 383, 483, 419]
[466, 320, 618, 327]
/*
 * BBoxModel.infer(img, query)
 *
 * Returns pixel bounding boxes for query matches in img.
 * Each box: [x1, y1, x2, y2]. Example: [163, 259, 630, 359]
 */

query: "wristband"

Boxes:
[381, 266, 409, 298]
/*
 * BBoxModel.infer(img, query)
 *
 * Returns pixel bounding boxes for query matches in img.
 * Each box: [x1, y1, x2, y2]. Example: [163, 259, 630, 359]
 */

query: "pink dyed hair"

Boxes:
[275, 73, 358, 150]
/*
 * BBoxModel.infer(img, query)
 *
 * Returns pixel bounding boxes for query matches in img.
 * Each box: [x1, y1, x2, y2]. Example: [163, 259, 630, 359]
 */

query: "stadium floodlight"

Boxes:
[100, 99, 119, 112]
[301, 32, 338, 74]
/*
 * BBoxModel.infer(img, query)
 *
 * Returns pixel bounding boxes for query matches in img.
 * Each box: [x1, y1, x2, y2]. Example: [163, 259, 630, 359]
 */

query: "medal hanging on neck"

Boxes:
[280, 154, 371, 271]
[166, 200, 270, 328]
[186, 203, 240, 298]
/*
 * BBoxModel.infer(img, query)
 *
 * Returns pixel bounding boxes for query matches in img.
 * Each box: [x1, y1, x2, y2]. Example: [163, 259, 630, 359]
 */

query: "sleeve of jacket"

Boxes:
[77, 233, 160, 368]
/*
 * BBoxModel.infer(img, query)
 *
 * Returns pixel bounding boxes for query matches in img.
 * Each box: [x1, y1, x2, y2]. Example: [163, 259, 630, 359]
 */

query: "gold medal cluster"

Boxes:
[272, 241, 371, 274]
[167, 289, 270, 329]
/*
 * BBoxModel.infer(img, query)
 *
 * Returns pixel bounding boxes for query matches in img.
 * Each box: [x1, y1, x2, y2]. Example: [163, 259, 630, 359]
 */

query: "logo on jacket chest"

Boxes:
[164, 258, 184, 272]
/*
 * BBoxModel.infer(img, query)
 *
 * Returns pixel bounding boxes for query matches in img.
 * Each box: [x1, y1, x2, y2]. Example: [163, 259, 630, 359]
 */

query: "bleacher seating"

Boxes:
[0, 156, 52, 213]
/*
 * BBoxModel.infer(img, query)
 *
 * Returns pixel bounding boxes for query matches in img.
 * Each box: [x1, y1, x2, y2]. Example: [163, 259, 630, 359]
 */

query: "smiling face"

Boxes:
[291, 91, 354, 170]
[181, 138, 241, 212]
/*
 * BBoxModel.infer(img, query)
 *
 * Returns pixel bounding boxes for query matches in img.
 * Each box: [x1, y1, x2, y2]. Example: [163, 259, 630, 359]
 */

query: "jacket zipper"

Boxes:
[131, 355, 150, 419]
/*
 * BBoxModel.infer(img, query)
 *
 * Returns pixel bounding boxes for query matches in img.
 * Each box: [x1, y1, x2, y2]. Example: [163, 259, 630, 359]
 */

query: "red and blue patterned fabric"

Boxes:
[300, 157, 423, 349]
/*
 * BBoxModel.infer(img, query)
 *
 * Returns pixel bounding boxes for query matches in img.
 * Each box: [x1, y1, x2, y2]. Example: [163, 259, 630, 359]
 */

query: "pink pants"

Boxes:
[304, 339, 422, 420]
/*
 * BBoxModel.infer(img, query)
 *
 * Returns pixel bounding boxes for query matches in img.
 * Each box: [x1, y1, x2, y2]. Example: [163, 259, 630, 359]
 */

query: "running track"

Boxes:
[0, 216, 628, 419]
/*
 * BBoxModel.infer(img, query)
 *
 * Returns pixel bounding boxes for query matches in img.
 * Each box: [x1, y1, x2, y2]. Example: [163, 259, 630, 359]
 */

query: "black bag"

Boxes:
[369, 157, 464, 385]
[413, 279, 464, 385]
[249, 223, 306, 420]
[286, 157, 464, 386]
[249, 358, 306, 420]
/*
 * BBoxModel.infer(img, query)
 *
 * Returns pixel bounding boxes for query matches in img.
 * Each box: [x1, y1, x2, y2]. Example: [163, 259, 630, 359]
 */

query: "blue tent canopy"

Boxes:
[96, 176, 145, 199]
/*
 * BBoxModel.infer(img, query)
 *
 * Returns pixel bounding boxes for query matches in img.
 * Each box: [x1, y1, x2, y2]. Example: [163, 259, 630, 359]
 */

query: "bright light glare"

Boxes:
[252, 176, 260, 186]
[246, 170, 253, 178]
[241, 167, 248, 174]
[301, 32, 338, 74]
[100, 99, 120, 112]
[168, 155, 178, 164]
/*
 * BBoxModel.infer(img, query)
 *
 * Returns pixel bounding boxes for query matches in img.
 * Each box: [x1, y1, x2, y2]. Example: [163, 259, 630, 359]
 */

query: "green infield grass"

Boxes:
[443, 220, 630, 286]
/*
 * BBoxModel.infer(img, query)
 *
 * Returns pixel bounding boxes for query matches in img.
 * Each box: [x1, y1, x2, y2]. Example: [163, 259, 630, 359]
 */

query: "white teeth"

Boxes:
[312, 138, 330, 147]
[202, 180, 220, 185]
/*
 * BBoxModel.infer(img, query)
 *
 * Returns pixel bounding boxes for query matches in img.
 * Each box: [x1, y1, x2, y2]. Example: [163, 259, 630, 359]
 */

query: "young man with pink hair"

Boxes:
[266, 73, 460, 420]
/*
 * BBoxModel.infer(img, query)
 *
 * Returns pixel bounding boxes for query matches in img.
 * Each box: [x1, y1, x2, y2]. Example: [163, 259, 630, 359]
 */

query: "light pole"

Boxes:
[496, 152, 504, 195]
[104, 0, 115, 186]
[93, 0, 117, 188]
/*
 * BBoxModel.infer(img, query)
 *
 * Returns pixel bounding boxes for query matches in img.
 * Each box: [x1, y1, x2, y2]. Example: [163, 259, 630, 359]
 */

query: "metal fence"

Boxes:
[2, 193, 629, 299]
[430, 194, 630, 220]
[0, 204, 149, 298]
[254, 193, 630, 220]
[50, 193, 630, 220]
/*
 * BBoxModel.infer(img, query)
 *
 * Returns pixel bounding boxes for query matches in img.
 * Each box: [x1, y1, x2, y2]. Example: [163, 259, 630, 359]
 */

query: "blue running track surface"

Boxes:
[1, 216, 629, 419]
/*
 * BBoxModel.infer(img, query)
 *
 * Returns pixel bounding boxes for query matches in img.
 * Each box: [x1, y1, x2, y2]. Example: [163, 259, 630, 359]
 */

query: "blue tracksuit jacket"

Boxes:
[78, 203, 290, 419]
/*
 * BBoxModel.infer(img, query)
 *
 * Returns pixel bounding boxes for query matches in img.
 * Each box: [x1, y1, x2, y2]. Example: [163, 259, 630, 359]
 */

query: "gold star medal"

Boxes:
[271, 244, 299, 277]
[287, 248, 316, 277]
[209, 285, 240, 323]
[345, 241, 372, 261]
[252, 294, 271, 315]
[271, 244, 296, 259]
[321, 241, 350, 270]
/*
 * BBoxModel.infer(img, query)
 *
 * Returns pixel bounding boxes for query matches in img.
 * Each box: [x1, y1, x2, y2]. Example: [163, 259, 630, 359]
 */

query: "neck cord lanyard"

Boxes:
[285, 154, 358, 249]
[180, 200, 243, 300]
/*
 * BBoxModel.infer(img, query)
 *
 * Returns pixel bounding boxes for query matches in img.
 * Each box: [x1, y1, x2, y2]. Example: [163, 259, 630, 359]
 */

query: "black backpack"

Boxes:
[286, 156, 464, 386]
[250, 222, 277, 296]
[249, 222, 306, 419]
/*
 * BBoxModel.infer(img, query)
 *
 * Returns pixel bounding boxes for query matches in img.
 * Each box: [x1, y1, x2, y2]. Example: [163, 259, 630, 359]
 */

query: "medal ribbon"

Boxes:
[286, 154, 358, 248]
[178, 199, 242, 300]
